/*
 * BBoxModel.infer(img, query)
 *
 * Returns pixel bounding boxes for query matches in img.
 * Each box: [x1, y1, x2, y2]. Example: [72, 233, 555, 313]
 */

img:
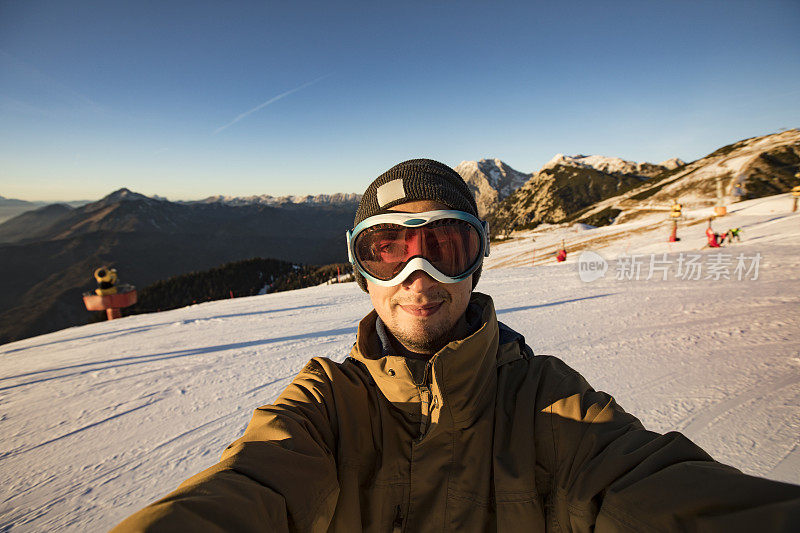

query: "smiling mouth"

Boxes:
[398, 301, 444, 317]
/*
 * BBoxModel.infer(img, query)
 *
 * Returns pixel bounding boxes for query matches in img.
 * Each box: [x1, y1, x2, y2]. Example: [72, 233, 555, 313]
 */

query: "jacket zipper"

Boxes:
[417, 360, 435, 439]
[418, 386, 431, 437]
[392, 505, 403, 533]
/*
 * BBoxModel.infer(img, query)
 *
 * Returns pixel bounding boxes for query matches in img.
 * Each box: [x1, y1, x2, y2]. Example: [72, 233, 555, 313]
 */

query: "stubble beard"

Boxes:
[392, 317, 458, 354]
[389, 291, 458, 354]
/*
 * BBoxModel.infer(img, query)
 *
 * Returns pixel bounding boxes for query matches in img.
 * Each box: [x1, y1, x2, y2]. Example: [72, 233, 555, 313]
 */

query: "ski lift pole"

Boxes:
[669, 200, 682, 242]
[714, 175, 727, 217]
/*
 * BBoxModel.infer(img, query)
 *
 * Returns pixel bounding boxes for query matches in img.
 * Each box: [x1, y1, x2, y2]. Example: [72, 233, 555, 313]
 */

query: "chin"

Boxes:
[397, 321, 453, 352]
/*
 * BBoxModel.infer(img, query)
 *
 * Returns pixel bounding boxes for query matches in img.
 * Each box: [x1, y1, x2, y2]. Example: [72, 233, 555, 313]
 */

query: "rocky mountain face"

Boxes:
[486, 155, 681, 237]
[0, 189, 359, 344]
[572, 129, 800, 226]
[454, 159, 531, 217]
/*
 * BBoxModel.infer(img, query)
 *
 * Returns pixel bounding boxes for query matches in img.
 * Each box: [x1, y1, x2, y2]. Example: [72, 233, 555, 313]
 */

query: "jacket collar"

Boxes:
[350, 292, 508, 427]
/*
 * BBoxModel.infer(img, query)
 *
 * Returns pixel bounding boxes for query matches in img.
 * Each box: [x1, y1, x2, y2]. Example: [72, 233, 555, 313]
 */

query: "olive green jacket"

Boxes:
[113, 293, 800, 532]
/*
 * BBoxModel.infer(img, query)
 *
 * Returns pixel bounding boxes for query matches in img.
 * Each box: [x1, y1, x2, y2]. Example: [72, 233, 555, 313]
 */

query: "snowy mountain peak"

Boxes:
[455, 159, 531, 217]
[542, 154, 639, 175]
[99, 188, 160, 204]
[540, 153, 686, 179]
[659, 157, 686, 170]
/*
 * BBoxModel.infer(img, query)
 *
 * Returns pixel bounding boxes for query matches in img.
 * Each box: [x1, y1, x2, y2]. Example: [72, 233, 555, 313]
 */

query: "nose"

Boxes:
[404, 229, 423, 257]
[401, 269, 438, 291]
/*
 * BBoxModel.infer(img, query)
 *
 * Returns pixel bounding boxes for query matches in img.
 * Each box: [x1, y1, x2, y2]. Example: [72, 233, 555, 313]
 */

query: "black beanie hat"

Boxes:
[352, 158, 482, 291]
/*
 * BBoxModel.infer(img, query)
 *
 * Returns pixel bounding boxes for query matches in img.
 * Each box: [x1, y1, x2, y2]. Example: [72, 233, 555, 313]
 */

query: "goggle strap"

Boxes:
[483, 221, 490, 256]
[345, 230, 354, 262]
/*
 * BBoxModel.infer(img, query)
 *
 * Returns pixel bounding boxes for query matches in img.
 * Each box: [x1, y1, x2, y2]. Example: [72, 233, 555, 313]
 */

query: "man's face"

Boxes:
[366, 200, 473, 354]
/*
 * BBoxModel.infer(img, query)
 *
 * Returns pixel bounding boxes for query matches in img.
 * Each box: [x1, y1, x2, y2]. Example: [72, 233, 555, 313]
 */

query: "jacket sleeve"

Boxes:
[535, 357, 800, 532]
[111, 358, 340, 533]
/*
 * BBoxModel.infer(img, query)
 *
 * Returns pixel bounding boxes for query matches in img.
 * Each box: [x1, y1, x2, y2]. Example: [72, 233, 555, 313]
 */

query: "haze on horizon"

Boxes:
[1, 1, 799, 203]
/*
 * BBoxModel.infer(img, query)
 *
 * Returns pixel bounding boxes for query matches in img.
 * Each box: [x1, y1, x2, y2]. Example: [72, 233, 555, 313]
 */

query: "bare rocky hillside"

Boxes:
[486, 155, 680, 237]
[454, 159, 531, 217]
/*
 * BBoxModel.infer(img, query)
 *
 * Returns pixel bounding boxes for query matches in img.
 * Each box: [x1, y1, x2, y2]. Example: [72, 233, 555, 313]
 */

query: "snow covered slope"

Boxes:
[1, 194, 799, 530]
[486, 191, 800, 267]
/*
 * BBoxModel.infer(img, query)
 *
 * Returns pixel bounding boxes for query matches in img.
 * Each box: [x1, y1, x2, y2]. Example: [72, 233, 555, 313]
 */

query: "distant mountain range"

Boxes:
[195, 192, 361, 207]
[2, 129, 798, 344]
[0, 190, 359, 344]
[0, 196, 89, 224]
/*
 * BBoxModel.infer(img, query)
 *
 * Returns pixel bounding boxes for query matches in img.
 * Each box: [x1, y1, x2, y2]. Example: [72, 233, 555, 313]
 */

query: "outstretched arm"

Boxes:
[112, 359, 340, 533]
[535, 357, 800, 531]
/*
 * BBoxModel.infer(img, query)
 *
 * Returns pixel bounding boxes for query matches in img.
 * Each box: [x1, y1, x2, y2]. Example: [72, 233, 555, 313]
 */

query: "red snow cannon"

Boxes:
[83, 266, 137, 320]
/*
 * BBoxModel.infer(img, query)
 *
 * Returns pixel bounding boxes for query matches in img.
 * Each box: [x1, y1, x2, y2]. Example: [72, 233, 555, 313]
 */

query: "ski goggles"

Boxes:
[346, 210, 490, 286]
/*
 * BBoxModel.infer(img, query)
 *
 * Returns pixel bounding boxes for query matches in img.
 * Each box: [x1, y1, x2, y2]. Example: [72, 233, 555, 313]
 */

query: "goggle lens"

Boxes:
[354, 219, 481, 281]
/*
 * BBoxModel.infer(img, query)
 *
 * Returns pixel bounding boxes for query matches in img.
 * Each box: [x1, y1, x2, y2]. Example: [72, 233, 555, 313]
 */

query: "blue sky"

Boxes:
[1, 0, 799, 201]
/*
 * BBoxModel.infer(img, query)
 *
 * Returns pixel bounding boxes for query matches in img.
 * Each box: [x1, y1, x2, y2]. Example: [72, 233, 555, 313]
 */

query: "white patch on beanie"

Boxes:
[376, 179, 406, 207]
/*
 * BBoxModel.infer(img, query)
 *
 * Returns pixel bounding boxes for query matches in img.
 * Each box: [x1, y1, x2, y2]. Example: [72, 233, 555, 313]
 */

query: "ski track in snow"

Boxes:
[1, 194, 799, 530]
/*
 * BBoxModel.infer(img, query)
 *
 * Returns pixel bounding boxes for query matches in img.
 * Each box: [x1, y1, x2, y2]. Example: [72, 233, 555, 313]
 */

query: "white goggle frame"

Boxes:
[346, 209, 490, 287]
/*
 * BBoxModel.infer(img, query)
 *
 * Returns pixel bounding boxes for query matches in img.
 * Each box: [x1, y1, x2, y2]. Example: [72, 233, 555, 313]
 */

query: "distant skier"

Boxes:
[556, 239, 567, 262]
[115, 159, 800, 532]
[727, 227, 742, 243]
[706, 218, 724, 248]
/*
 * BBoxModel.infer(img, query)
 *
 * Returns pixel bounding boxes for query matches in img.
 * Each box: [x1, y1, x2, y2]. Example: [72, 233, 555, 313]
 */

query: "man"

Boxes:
[115, 159, 799, 532]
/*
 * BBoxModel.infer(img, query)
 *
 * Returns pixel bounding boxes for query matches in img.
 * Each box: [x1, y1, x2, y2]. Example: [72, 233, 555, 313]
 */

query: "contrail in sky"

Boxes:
[214, 74, 331, 134]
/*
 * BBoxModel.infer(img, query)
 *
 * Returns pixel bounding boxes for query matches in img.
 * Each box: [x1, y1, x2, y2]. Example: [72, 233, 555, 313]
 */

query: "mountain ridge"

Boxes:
[0, 191, 360, 344]
[486, 130, 799, 236]
[569, 129, 800, 226]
